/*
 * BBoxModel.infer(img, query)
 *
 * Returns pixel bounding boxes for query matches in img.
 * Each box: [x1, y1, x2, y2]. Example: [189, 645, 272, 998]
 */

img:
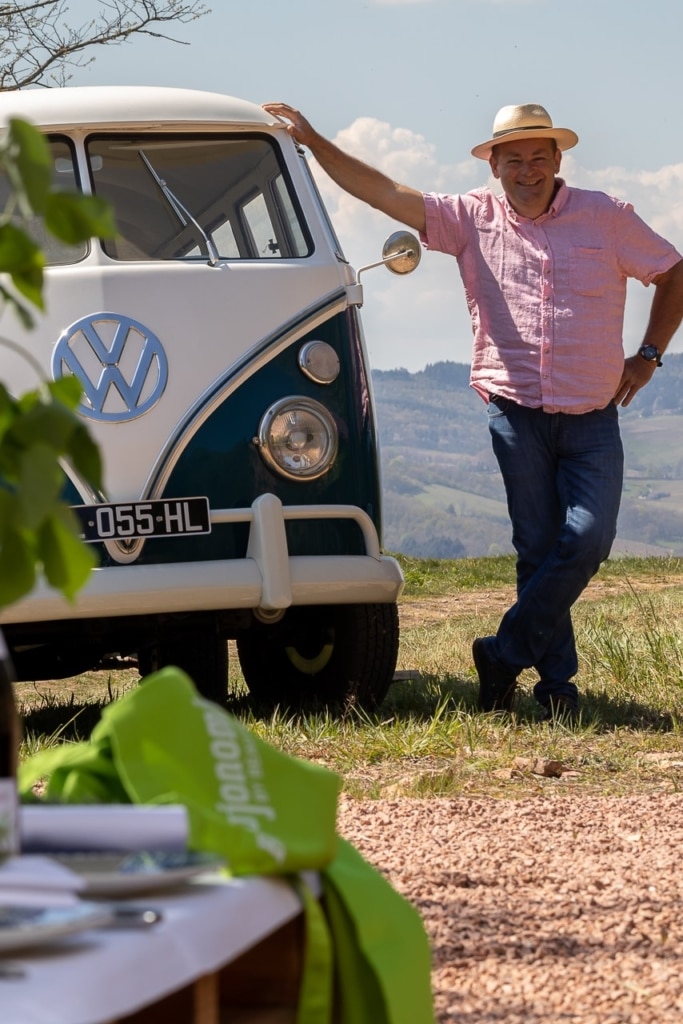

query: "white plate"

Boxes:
[0, 902, 113, 954]
[53, 851, 226, 896]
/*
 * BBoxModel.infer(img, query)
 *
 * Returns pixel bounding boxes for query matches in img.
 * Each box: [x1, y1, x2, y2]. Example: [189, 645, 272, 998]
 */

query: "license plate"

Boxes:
[72, 497, 211, 542]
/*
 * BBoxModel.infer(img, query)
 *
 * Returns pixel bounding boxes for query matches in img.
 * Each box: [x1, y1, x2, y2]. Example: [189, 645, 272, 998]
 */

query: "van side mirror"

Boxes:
[381, 231, 421, 275]
[348, 231, 421, 306]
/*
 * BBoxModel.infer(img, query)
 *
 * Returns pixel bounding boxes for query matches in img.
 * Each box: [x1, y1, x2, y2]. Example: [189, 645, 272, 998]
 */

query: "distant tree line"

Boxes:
[373, 355, 683, 558]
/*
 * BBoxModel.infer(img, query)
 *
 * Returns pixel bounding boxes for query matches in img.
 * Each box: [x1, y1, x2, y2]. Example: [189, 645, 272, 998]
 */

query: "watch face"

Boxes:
[640, 345, 659, 361]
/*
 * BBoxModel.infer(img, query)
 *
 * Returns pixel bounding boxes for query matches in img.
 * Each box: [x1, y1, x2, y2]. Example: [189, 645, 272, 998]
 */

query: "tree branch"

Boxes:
[0, 0, 208, 90]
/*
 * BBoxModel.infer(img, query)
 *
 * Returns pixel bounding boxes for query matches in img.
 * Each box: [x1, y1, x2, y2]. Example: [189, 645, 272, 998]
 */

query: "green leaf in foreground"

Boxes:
[49, 374, 83, 410]
[0, 381, 102, 607]
[38, 510, 96, 601]
[16, 443, 63, 530]
[0, 514, 35, 608]
[0, 282, 33, 328]
[0, 120, 114, 611]
[9, 382, 102, 494]
[45, 193, 116, 244]
[67, 422, 103, 492]
[7, 119, 52, 215]
[0, 222, 45, 309]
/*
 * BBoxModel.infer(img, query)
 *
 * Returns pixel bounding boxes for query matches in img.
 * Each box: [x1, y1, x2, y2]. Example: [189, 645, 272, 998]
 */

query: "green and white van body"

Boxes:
[0, 86, 409, 709]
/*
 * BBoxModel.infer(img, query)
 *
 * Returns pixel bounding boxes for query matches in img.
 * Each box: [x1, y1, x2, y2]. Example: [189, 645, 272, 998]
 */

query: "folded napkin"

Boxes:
[0, 855, 85, 907]
[20, 804, 189, 854]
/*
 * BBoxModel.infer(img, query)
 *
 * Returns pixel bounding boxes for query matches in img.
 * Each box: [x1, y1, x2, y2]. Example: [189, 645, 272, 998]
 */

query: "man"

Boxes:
[263, 101, 683, 721]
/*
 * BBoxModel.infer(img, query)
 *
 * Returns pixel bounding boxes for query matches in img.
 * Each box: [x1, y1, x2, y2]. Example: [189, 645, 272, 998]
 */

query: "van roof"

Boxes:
[0, 86, 274, 131]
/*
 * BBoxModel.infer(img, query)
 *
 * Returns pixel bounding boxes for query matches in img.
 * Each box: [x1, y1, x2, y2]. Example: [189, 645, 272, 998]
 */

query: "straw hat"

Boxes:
[471, 103, 578, 160]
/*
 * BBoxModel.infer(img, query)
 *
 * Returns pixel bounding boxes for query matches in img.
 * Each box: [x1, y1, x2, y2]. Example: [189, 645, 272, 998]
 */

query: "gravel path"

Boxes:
[337, 794, 683, 1023]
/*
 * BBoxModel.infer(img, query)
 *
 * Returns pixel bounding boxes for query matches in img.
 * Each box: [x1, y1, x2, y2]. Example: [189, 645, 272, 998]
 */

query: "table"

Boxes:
[2, 873, 318, 1024]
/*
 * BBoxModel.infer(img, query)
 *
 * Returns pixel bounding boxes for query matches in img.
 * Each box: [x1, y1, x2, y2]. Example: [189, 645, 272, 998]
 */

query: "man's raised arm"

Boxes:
[262, 102, 426, 234]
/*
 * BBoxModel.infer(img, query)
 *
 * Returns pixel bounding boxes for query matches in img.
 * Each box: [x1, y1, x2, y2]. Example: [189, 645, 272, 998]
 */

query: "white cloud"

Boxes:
[330, 117, 478, 194]
[566, 157, 683, 248]
[308, 118, 683, 373]
[308, 118, 479, 370]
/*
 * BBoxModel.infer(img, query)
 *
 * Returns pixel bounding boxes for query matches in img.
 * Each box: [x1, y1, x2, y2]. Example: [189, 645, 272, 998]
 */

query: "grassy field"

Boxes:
[16, 554, 683, 800]
[621, 476, 683, 519]
[619, 414, 683, 472]
[414, 483, 509, 519]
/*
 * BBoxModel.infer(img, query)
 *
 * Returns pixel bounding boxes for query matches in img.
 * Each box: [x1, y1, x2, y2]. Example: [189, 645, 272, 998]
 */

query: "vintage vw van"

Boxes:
[0, 86, 419, 709]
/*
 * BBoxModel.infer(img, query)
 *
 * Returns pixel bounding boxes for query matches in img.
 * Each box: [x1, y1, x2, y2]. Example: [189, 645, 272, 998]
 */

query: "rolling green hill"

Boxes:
[372, 355, 683, 558]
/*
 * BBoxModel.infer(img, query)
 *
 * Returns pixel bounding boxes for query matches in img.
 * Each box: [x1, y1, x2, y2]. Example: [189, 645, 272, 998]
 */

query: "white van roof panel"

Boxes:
[0, 86, 273, 131]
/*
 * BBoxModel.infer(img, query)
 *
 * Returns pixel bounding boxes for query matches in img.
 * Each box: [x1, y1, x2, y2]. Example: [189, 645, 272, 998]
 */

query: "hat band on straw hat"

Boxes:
[493, 124, 554, 139]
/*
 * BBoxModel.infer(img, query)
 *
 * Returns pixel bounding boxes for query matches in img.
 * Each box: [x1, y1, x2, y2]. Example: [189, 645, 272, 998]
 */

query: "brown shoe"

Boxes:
[472, 637, 517, 712]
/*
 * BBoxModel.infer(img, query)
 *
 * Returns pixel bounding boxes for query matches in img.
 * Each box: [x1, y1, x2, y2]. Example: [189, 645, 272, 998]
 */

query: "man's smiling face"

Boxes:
[489, 137, 562, 219]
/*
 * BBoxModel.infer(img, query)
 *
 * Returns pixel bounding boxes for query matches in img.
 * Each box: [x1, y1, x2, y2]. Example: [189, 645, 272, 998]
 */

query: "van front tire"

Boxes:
[138, 629, 229, 705]
[236, 603, 399, 713]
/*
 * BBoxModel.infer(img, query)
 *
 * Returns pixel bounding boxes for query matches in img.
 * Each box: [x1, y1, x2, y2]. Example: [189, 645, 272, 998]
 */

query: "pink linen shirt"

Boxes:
[421, 180, 682, 414]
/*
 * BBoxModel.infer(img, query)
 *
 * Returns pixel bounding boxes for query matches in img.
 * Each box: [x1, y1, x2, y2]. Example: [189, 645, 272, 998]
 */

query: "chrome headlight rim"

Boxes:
[298, 340, 341, 385]
[256, 395, 339, 482]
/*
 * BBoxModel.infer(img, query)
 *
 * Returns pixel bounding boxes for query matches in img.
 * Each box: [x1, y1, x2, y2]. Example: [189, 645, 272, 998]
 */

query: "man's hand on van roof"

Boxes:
[262, 102, 316, 147]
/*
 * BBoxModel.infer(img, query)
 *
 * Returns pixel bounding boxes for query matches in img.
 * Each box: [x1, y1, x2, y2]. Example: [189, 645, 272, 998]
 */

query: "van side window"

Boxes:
[86, 134, 312, 262]
[0, 136, 88, 266]
[273, 174, 308, 255]
[242, 192, 279, 256]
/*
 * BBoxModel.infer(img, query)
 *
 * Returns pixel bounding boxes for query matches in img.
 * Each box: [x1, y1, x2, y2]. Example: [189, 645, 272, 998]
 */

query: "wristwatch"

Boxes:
[638, 344, 663, 367]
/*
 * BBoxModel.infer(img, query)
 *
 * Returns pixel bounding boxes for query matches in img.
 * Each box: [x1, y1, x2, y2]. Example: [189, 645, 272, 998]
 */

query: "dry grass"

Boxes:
[16, 555, 683, 799]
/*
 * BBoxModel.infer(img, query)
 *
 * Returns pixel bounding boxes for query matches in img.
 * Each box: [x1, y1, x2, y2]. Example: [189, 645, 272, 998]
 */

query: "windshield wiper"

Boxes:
[138, 149, 220, 267]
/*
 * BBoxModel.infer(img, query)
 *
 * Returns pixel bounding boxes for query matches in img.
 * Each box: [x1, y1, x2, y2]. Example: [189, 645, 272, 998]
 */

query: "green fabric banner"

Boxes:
[19, 668, 435, 1024]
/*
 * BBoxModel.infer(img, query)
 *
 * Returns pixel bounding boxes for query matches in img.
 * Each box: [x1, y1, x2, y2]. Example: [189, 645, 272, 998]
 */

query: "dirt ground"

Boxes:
[337, 793, 683, 1023]
[397, 571, 683, 628]
[341, 577, 683, 1023]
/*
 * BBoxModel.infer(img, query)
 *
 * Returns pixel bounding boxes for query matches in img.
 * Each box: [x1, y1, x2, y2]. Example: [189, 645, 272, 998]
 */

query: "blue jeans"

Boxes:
[486, 397, 623, 706]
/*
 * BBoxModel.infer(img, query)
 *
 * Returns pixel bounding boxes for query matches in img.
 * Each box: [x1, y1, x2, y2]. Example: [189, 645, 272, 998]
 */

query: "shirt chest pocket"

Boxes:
[568, 246, 610, 297]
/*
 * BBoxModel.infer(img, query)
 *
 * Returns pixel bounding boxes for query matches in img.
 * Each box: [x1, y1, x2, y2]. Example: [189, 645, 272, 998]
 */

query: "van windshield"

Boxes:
[86, 133, 311, 262]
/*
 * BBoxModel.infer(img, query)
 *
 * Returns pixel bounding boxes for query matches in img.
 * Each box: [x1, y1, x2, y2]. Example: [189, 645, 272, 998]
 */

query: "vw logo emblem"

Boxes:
[52, 312, 168, 423]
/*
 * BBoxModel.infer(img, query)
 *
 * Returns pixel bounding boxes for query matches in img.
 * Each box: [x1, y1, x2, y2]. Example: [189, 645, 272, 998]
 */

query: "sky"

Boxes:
[59, 0, 683, 372]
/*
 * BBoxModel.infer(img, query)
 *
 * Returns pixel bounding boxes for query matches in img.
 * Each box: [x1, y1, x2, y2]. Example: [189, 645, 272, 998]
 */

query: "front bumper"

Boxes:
[0, 494, 404, 625]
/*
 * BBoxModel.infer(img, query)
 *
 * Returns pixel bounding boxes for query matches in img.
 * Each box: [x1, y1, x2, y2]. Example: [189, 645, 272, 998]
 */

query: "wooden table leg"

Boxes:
[193, 972, 219, 1024]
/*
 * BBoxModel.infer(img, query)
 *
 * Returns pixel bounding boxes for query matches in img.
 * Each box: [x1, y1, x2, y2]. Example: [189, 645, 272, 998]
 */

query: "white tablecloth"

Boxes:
[2, 873, 312, 1024]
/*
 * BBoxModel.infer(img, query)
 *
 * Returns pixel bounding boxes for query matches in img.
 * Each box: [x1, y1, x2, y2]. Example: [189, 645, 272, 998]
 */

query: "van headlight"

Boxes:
[255, 397, 338, 480]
